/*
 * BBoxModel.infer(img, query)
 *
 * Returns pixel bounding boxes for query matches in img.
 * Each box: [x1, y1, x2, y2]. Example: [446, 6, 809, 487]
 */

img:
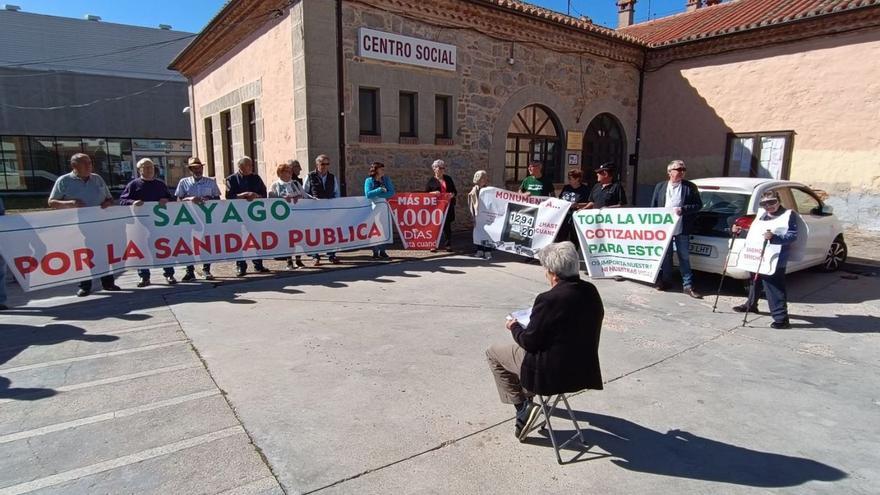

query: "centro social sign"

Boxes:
[358, 28, 456, 72]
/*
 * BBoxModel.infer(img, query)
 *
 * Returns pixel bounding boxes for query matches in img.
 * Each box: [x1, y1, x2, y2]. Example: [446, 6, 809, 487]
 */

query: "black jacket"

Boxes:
[425, 174, 458, 222]
[650, 179, 703, 235]
[225, 172, 267, 199]
[511, 277, 604, 395]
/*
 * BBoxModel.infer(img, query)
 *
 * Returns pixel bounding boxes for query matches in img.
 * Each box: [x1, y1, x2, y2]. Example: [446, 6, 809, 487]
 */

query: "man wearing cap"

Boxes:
[226, 156, 270, 276]
[175, 157, 221, 281]
[519, 161, 555, 197]
[650, 160, 703, 298]
[48, 153, 121, 297]
[586, 163, 627, 209]
[731, 190, 798, 329]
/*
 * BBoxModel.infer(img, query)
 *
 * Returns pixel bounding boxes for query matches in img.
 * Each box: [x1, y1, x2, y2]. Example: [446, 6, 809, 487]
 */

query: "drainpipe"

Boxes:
[188, 76, 198, 156]
[632, 49, 647, 204]
[335, 0, 347, 196]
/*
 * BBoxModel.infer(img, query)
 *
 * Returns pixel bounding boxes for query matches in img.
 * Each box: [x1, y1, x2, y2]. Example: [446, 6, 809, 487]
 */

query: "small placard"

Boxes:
[566, 131, 583, 151]
[568, 153, 579, 165]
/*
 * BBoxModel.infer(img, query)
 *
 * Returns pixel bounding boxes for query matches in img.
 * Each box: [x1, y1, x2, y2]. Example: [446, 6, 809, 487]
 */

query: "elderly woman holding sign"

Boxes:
[731, 190, 798, 329]
[364, 161, 395, 259]
[426, 159, 457, 252]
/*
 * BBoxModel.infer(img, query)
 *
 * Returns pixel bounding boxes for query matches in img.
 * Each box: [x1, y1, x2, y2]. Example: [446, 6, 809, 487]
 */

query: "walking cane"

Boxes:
[712, 229, 739, 313]
[742, 233, 771, 327]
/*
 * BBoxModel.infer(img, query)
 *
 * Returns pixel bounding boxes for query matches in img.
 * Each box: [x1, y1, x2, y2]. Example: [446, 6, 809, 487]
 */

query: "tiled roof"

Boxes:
[619, 0, 880, 47]
[0, 10, 193, 81]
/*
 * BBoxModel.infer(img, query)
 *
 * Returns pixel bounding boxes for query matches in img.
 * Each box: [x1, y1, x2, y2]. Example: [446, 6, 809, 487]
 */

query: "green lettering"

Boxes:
[270, 200, 290, 221]
[221, 203, 243, 223]
[248, 201, 266, 222]
[153, 204, 169, 227]
[173, 205, 196, 225]
[196, 202, 218, 224]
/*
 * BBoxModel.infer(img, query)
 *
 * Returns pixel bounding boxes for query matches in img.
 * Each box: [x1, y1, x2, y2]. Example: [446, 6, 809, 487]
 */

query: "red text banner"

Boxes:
[573, 207, 679, 283]
[0, 197, 393, 291]
[387, 193, 451, 250]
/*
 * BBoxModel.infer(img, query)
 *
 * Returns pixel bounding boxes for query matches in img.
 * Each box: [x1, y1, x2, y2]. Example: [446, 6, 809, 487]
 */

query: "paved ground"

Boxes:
[1, 232, 878, 494]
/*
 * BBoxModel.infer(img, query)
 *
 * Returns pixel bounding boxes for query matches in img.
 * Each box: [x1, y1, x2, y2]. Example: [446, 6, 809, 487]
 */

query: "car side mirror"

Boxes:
[813, 204, 833, 216]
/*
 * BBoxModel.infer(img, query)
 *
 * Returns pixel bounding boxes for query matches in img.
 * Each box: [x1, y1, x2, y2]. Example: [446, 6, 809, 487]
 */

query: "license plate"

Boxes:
[689, 243, 712, 256]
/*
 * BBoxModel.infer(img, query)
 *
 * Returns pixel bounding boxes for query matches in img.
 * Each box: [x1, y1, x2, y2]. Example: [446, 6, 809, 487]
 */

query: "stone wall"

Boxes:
[338, 0, 640, 227]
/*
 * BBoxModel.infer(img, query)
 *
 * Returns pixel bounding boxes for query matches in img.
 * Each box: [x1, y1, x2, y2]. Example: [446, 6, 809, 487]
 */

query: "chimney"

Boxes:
[617, 0, 636, 28]
[686, 0, 701, 12]
[158, 24, 172, 30]
[4, 4, 21, 11]
[84, 14, 101, 21]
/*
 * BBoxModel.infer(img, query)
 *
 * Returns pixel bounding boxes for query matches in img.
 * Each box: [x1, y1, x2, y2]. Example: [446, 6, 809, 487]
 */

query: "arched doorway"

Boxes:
[582, 113, 625, 188]
[505, 104, 562, 185]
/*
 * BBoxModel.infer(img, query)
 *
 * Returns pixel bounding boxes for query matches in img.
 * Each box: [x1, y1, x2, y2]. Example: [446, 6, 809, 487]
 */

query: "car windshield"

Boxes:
[693, 190, 749, 237]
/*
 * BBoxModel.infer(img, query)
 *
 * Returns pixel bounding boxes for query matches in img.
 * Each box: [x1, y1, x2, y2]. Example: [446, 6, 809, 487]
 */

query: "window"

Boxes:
[583, 113, 625, 188]
[725, 132, 794, 180]
[505, 105, 562, 183]
[82, 138, 111, 186]
[28, 137, 62, 192]
[435, 95, 451, 140]
[204, 117, 215, 177]
[0, 136, 29, 191]
[399, 92, 417, 138]
[359, 88, 379, 136]
[244, 102, 258, 164]
[221, 110, 233, 176]
[791, 188, 821, 215]
[106, 138, 133, 189]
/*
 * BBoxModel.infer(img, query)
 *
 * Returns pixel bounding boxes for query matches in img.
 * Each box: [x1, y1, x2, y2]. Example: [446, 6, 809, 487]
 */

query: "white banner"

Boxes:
[0, 197, 392, 291]
[472, 187, 571, 258]
[735, 210, 790, 275]
[573, 208, 679, 283]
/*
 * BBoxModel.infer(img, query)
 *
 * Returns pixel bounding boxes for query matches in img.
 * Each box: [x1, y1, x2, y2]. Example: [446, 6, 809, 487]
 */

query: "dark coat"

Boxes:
[425, 174, 458, 222]
[225, 172, 267, 199]
[511, 277, 604, 395]
[650, 179, 703, 235]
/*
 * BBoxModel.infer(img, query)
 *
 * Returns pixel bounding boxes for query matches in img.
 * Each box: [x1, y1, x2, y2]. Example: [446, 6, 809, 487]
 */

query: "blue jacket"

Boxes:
[364, 176, 395, 199]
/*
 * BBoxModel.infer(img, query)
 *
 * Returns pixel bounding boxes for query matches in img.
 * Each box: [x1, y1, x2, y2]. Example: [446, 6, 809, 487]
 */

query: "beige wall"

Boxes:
[190, 12, 298, 189]
[640, 29, 880, 229]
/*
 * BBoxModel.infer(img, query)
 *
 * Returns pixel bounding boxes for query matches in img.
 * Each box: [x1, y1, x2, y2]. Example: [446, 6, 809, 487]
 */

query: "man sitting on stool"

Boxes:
[486, 241, 604, 441]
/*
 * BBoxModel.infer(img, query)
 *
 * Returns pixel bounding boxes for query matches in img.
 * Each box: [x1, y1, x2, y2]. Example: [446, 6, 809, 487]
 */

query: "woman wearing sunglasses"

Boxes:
[731, 190, 798, 329]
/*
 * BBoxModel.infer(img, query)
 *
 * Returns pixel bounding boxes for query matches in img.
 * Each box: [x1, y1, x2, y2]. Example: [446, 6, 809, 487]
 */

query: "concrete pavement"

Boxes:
[1, 248, 878, 494]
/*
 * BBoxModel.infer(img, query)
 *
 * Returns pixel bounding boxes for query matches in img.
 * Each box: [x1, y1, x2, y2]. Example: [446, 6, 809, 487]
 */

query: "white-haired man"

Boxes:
[650, 160, 703, 298]
[304, 154, 341, 265]
[48, 153, 120, 297]
[119, 158, 176, 287]
[486, 242, 604, 441]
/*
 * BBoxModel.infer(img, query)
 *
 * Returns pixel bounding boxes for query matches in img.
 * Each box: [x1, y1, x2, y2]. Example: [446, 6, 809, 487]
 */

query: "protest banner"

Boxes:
[473, 187, 570, 258]
[387, 192, 452, 249]
[0, 197, 392, 291]
[572, 208, 679, 282]
[735, 209, 793, 275]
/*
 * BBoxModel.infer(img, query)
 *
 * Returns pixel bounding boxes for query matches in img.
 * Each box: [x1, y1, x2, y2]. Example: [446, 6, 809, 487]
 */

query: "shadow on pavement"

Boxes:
[790, 314, 880, 334]
[0, 323, 119, 400]
[524, 410, 846, 488]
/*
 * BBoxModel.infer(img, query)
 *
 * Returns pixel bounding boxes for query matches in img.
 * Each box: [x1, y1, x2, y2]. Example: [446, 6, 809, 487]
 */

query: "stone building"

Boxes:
[169, 0, 643, 225]
[169, 0, 880, 230]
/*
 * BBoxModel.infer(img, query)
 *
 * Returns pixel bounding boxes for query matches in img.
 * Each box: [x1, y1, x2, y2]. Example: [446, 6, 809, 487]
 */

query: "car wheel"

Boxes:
[821, 236, 847, 272]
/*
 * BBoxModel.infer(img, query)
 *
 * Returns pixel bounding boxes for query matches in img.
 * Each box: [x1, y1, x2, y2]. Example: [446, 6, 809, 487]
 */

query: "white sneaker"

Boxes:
[483, 251, 492, 260]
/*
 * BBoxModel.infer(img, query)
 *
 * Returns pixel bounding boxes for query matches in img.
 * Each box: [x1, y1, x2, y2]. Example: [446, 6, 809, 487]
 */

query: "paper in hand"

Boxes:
[507, 308, 532, 327]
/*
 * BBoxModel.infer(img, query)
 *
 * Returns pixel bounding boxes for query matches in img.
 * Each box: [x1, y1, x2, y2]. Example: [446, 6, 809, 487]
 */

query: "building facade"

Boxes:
[171, 0, 880, 230]
[171, 0, 643, 225]
[0, 8, 193, 196]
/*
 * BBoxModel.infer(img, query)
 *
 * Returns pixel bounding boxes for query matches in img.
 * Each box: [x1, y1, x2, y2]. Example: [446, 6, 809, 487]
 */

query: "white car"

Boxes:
[683, 178, 846, 280]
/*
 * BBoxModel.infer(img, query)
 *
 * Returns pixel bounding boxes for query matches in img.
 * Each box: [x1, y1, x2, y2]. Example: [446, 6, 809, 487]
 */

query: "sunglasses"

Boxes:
[759, 199, 779, 207]
[670, 168, 686, 172]
[319, 161, 330, 165]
